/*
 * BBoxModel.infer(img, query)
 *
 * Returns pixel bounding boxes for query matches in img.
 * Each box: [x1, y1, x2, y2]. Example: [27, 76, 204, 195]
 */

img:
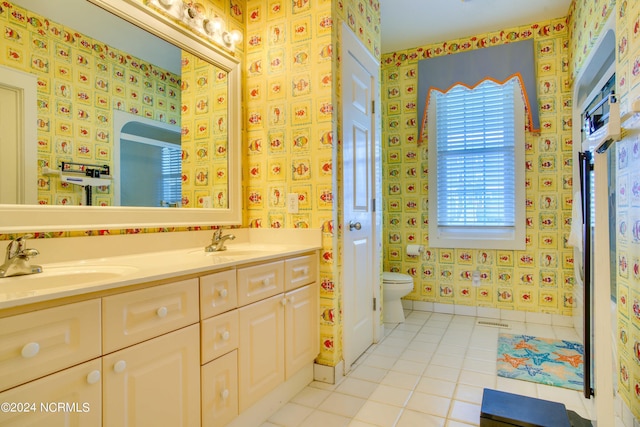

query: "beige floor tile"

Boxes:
[354, 401, 403, 427]
[406, 391, 451, 418]
[267, 313, 594, 427]
[449, 400, 481, 425]
[267, 402, 315, 427]
[368, 384, 413, 407]
[318, 392, 367, 418]
[424, 364, 461, 382]
[380, 370, 421, 390]
[415, 377, 457, 398]
[392, 357, 428, 373]
[349, 365, 389, 383]
[336, 377, 379, 399]
[454, 384, 484, 405]
[290, 386, 332, 408]
[299, 410, 351, 427]
[396, 409, 446, 427]
[362, 353, 399, 370]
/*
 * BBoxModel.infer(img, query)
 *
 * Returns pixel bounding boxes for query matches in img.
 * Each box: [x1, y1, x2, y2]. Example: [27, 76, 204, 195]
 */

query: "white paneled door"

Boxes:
[341, 23, 380, 371]
[0, 67, 36, 205]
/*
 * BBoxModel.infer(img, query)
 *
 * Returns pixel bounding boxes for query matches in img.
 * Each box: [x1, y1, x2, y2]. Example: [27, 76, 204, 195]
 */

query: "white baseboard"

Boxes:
[226, 364, 313, 427]
[313, 360, 344, 384]
[403, 300, 574, 327]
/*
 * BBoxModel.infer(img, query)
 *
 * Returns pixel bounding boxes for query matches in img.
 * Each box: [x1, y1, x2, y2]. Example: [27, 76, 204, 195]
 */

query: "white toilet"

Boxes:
[382, 272, 414, 323]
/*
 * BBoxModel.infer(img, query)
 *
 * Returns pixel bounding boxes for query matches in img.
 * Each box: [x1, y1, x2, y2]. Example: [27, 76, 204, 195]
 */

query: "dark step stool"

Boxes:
[480, 389, 591, 427]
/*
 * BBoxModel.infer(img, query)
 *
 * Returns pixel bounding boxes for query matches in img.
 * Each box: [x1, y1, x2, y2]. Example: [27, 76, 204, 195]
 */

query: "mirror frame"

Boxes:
[0, 0, 242, 233]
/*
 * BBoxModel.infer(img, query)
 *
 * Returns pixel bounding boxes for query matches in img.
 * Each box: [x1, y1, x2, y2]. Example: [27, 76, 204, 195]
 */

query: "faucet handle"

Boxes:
[20, 248, 40, 259]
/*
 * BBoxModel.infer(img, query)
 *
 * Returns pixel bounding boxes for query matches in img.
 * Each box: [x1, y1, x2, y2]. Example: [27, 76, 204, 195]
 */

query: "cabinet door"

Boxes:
[0, 359, 101, 427]
[238, 294, 284, 411]
[103, 324, 200, 427]
[201, 350, 238, 427]
[285, 283, 319, 379]
[0, 299, 101, 392]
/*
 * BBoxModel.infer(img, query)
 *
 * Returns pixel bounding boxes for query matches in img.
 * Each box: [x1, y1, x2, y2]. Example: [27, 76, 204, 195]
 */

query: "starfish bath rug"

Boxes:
[497, 333, 584, 391]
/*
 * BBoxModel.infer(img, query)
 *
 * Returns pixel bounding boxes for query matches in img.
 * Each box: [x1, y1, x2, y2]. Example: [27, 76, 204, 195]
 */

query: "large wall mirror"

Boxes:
[0, 0, 241, 232]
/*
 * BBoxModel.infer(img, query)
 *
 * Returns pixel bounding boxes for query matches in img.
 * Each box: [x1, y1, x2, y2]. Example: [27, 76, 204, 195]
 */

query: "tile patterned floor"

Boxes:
[261, 311, 594, 427]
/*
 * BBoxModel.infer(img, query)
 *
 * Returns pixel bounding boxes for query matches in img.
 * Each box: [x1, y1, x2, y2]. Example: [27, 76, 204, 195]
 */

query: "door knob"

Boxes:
[349, 221, 361, 231]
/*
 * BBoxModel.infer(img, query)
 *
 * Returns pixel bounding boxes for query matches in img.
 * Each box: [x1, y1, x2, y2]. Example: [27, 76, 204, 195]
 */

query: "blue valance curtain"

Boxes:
[417, 38, 539, 141]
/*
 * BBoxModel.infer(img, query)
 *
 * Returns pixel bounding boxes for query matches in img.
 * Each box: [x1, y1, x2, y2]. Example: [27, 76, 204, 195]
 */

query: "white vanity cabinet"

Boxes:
[0, 359, 102, 426]
[101, 278, 200, 353]
[101, 279, 201, 427]
[0, 299, 101, 392]
[284, 282, 319, 379]
[102, 324, 200, 427]
[201, 349, 238, 427]
[0, 249, 319, 427]
[238, 256, 319, 412]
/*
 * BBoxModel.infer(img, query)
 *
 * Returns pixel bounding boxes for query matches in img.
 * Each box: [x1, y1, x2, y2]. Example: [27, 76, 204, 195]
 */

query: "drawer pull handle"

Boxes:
[220, 389, 230, 400]
[156, 306, 168, 318]
[86, 370, 101, 385]
[21, 342, 40, 358]
[220, 330, 230, 341]
[218, 288, 228, 298]
[113, 360, 127, 373]
[262, 277, 270, 287]
[281, 298, 287, 306]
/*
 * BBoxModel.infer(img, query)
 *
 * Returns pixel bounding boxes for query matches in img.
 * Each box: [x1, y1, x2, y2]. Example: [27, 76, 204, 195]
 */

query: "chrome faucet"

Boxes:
[0, 235, 43, 278]
[205, 229, 236, 252]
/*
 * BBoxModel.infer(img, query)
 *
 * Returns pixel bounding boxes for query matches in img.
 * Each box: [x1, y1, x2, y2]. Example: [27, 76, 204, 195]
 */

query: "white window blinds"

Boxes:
[161, 146, 182, 206]
[435, 79, 516, 227]
[428, 77, 525, 250]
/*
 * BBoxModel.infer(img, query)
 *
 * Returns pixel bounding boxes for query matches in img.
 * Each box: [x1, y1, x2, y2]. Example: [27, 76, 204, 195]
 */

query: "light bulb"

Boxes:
[230, 29, 243, 44]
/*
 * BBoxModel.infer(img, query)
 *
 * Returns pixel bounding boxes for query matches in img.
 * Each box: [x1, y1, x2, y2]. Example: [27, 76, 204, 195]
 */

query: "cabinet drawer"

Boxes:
[102, 278, 199, 353]
[0, 359, 102, 426]
[0, 299, 101, 392]
[201, 309, 239, 364]
[200, 269, 237, 319]
[237, 261, 284, 306]
[202, 350, 238, 427]
[284, 253, 317, 291]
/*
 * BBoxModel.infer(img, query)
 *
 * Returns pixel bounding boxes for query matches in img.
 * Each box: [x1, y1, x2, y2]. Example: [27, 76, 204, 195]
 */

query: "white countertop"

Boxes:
[0, 229, 321, 310]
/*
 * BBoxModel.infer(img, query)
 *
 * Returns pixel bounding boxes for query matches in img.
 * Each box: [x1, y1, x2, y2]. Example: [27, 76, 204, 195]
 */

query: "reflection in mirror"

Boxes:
[1, 0, 229, 209]
[114, 110, 181, 207]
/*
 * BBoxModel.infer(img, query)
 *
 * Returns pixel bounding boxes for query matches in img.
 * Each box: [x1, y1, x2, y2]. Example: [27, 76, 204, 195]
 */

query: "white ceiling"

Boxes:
[380, 0, 573, 54]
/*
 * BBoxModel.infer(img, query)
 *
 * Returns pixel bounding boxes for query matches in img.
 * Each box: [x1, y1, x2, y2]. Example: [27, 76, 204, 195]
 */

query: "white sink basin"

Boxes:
[0, 264, 138, 291]
[188, 248, 273, 258]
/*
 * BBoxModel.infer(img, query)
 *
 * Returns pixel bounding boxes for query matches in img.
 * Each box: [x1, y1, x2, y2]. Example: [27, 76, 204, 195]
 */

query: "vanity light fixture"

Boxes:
[146, 0, 242, 52]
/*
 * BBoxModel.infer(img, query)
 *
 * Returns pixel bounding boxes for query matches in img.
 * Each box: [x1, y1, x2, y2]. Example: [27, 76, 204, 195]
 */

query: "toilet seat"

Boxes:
[383, 272, 413, 284]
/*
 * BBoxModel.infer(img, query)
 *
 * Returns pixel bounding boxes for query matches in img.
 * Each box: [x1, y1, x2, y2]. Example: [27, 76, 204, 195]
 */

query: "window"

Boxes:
[427, 78, 525, 249]
[161, 145, 182, 207]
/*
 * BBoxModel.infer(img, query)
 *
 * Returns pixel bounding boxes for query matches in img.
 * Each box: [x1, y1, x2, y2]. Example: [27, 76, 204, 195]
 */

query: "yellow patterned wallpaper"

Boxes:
[180, 52, 230, 208]
[568, 0, 640, 420]
[241, 0, 380, 367]
[381, 18, 574, 316]
[0, 1, 182, 206]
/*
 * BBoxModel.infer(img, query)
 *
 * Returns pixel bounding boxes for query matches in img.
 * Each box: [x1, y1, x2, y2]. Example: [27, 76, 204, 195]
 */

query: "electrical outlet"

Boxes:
[287, 193, 299, 213]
